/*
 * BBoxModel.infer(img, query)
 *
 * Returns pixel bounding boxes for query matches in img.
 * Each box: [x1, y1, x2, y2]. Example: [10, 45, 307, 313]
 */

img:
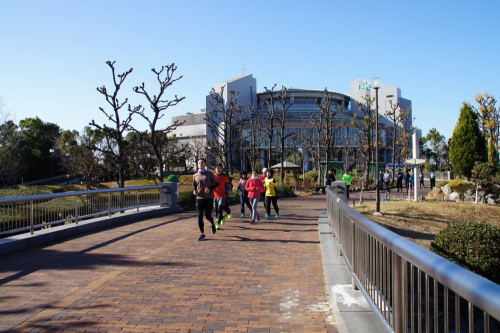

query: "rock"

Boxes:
[477, 190, 487, 197]
[493, 184, 500, 190]
[486, 194, 498, 200]
[487, 197, 497, 205]
[442, 185, 452, 196]
[434, 187, 442, 194]
[464, 196, 475, 203]
[465, 189, 475, 197]
[450, 192, 461, 201]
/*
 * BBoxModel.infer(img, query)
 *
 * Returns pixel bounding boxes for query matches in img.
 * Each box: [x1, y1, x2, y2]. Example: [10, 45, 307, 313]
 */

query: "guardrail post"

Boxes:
[351, 220, 358, 290]
[108, 192, 111, 217]
[30, 200, 34, 235]
[136, 190, 139, 212]
[75, 195, 79, 225]
[393, 252, 404, 333]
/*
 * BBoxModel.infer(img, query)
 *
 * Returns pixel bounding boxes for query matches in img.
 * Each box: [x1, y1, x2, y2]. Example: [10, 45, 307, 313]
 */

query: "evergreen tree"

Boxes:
[450, 102, 487, 179]
[488, 137, 498, 166]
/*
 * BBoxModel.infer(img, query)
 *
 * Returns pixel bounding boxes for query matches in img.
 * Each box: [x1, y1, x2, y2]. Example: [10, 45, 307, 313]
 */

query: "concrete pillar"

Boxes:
[160, 182, 179, 209]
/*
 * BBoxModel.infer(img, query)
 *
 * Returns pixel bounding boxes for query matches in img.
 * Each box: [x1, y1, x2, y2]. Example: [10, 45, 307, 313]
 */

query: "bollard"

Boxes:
[353, 199, 355, 208]
[370, 195, 372, 201]
[385, 193, 388, 200]
[360, 195, 363, 205]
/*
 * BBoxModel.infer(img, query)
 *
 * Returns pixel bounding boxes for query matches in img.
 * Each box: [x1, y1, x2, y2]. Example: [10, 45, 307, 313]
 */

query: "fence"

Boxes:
[0, 185, 167, 236]
[326, 187, 500, 333]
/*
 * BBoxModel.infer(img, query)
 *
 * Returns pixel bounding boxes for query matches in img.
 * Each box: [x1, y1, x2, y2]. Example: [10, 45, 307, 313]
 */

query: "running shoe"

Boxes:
[216, 223, 220, 230]
[227, 213, 232, 219]
[250, 220, 255, 224]
[256, 214, 260, 221]
[212, 225, 217, 233]
[276, 212, 280, 218]
[265, 214, 271, 220]
[198, 234, 206, 241]
[221, 216, 225, 225]
[240, 214, 245, 218]
[249, 212, 253, 217]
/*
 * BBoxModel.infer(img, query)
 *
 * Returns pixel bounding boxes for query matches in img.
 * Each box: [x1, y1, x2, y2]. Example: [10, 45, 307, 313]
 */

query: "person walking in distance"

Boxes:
[418, 170, 425, 189]
[341, 169, 352, 199]
[396, 169, 403, 193]
[403, 170, 410, 194]
[213, 164, 232, 229]
[245, 169, 265, 224]
[193, 158, 219, 241]
[378, 170, 384, 191]
[260, 168, 268, 209]
[237, 171, 252, 218]
[383, 169, 392, 194]
[429, 169, 436, 190]
[264, 169, 279, 219]
[325, 169, 335, 186]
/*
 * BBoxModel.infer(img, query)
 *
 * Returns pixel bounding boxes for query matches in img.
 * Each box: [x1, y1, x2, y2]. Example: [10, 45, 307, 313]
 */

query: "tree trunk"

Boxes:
[280, 137, 285, 183]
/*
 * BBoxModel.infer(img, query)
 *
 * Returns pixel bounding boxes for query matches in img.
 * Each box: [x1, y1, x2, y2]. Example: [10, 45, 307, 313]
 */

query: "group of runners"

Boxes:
[192, 158, 280, 241]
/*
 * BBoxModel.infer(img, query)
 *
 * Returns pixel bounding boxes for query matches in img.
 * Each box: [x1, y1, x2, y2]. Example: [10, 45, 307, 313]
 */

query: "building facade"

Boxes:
[168, 74, 412, 172]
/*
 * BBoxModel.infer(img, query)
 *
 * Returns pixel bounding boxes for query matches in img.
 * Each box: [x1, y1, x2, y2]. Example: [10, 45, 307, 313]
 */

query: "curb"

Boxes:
[318, 212, 388, 333]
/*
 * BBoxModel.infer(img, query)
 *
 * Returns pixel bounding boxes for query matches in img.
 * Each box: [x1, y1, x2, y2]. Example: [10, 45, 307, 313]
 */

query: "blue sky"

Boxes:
[1, 0, 499, 141]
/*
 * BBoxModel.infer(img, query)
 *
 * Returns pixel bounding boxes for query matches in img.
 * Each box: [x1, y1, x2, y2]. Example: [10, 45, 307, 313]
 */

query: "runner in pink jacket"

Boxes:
[245, 170, 265, 224]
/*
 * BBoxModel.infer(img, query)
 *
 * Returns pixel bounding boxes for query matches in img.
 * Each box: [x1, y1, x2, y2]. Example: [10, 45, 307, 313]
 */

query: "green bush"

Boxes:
[276, 184, 296, 198]
[430, 222, 500, 284]
[227, 190, 240, 205]
[448, 179, 465, 188]
[305, 170, 318, 183]
[437, 180, 449, 188]
[471, 161, 498, 185]
[178, 191, 196, 211]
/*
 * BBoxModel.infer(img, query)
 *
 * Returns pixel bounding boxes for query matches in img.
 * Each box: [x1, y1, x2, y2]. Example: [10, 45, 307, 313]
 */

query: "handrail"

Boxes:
[0, 185, 165, 204]
[326, 186, 500, 332]
[0, 185, 172, 237]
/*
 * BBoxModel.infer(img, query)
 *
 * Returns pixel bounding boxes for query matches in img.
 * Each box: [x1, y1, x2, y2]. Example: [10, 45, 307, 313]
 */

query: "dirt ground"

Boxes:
[353, 201, 500, 249]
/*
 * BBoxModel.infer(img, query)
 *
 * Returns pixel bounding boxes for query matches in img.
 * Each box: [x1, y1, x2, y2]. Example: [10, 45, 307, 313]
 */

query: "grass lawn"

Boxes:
[353, 201, 500, 250]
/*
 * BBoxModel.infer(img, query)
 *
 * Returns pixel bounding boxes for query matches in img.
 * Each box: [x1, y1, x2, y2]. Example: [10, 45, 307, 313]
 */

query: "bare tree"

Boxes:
[313, 89, 343, 185]
[309, 112, 326, 186]
[89, 61, 139, 189]
[130, 64, 185, 182]
[206, 85, 244, 175]
[276, 87, 296, 183]
[261, 84, 279, 169]
[301, 126, 319, 175]
[350, 94, 379, 185]
[385, 100, 400, 181]
[244, 105, 264, 171]
[396, 106, 415, 169]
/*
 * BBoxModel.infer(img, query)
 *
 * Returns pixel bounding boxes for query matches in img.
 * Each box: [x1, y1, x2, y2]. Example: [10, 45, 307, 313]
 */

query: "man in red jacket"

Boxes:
[213, 164, 232, 229]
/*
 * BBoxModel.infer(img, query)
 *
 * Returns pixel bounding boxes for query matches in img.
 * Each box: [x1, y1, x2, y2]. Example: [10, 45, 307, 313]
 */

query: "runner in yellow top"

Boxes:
[264, 169, 280, 219]
[341, 169, 353, 199]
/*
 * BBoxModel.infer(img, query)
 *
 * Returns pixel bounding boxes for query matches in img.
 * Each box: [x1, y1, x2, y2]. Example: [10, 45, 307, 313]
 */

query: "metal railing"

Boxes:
[0, 185, 166, 236]
[326, 187, 500, 333]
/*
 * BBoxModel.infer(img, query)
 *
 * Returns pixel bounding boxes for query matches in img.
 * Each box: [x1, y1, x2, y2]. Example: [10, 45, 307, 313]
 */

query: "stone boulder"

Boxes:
[477, 190, 487, 197]
[434, 187, 442, 194]
[450, 192, 461, 201]
[464, 196, 476, 203]
[486, 193, 499, 200]
[465, 189, 475, 197]
[487, 197, 497, 205]
[442, 185, 452, 196]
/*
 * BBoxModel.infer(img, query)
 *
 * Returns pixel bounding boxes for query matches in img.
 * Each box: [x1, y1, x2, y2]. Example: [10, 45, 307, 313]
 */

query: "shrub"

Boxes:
[437, 180, 449, 188]
[275, 184, 296, 198]
[448, 179, 465, 188]
[305, 170, 318, 183]
[430, 222, 500, 284]
[471, 161, 498, 186]
[254, 161, 263, 173]
[178, 191, 196, 211]
[227, 190, 240, 205]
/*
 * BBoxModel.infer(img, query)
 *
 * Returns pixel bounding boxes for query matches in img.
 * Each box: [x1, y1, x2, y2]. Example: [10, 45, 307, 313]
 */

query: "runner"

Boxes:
[192, 158, 219, 241]
[396, 169, 403, 193]
[403, 170, 410, 194]
[419, 170, 425, 189]
[429, 169, 436, 190]
[260, 168, 267, 209]
[213, 164, 232, 229]
[325, 169, 335, 186]
[237, 171, 252, 218]
[383, 169, 392, 194]
[245, 169, 265, 224]
[341, 169, 352, 199]
[264, 169, 279, 219]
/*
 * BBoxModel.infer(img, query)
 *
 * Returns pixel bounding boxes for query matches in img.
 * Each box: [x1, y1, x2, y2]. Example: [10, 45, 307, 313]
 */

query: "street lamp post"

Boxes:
[372, 78, 382, 216]
[49, 149, 55, 184]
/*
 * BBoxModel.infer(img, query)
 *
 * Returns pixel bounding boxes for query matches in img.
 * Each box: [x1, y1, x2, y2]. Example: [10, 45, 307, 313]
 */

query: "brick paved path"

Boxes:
[0, 196, 337, 333]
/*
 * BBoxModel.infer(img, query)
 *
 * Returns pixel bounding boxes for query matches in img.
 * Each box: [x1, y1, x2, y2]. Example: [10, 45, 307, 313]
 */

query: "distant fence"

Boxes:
[326, 186, 500, 333]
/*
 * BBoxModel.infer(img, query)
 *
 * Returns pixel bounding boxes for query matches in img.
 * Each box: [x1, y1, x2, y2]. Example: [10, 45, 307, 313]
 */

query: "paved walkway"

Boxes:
[0, 196, 337, 333]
